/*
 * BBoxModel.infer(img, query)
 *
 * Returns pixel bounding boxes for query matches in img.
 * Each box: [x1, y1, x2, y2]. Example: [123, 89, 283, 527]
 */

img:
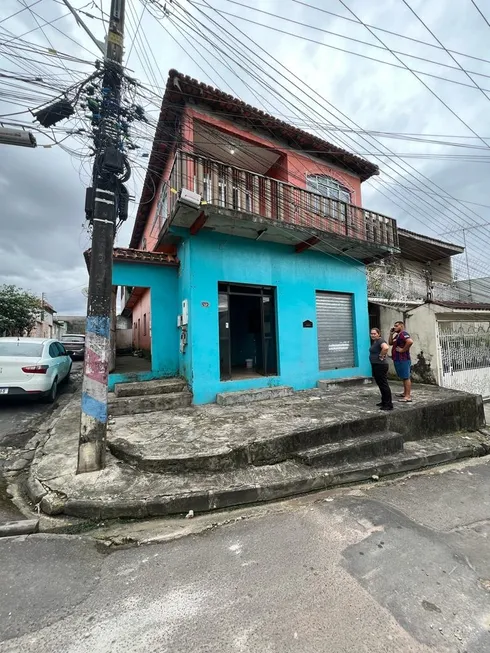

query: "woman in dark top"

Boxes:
[369, 327, 393, 411]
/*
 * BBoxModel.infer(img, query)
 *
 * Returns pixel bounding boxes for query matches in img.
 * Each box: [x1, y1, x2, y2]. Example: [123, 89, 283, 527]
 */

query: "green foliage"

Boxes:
[0, 285, 41, 336]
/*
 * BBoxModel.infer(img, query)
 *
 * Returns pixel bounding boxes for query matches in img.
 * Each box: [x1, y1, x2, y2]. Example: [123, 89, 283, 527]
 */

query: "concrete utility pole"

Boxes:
[78, 0, 126, 473]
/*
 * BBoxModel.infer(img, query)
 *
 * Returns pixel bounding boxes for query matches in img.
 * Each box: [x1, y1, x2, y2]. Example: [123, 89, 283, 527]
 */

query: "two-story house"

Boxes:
[111, 70, 399, 404]
[30, 300, 63, 339]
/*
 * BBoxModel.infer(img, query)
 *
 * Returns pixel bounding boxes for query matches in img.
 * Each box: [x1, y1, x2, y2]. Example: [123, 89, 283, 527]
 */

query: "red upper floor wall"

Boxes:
[185, 106, 362, 207]
[131, 70, 378, 250]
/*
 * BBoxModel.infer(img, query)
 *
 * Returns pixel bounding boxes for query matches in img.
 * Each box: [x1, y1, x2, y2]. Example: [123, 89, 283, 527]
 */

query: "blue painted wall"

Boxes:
[177, 237, 193, 382]
[110, 261, 179, 389]
[182, 231, 371, 404]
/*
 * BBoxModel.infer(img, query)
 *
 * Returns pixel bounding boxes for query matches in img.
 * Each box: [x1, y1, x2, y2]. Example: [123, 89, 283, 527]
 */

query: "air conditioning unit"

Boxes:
[178, 188, 201, 209]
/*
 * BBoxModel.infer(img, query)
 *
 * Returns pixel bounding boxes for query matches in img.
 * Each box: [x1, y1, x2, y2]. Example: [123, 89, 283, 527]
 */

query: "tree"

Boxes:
[0, 285, 41, 336]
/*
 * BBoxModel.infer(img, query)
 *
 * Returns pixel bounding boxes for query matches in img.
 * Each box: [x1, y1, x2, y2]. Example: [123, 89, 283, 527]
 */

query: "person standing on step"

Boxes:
[369, 327, 393, 412]
[389, 320, 414, 403]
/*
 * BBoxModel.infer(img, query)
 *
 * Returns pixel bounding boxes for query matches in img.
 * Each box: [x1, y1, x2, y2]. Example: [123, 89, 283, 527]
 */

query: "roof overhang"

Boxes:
[83, 247, 179, 272]
[397, 228, 464, 262]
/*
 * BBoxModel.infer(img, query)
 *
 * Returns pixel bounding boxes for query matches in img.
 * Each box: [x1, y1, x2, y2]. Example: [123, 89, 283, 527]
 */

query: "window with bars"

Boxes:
[306, 175, 351, 203]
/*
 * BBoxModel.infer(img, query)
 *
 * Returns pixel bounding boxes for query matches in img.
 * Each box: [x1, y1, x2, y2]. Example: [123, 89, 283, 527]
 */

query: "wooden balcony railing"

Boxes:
[168, 150, 398, 250]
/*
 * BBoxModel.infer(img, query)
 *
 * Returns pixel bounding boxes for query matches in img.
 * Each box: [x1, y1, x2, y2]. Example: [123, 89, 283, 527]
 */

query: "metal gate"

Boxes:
[316, 292, 355, 370]
[437, 319, 490, 399]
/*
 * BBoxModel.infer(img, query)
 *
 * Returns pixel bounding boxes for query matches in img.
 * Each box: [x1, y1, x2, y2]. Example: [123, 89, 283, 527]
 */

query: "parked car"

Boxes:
[61, 333, 85, 360]
[0, 337, 72, 403]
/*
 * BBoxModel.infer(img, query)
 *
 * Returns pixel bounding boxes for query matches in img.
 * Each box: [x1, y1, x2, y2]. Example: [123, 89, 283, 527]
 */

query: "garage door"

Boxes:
[316, 291, 355, 370]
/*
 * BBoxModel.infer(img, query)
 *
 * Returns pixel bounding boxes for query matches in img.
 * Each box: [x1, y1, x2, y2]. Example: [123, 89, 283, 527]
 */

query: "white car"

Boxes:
[0, 337, 72, 403]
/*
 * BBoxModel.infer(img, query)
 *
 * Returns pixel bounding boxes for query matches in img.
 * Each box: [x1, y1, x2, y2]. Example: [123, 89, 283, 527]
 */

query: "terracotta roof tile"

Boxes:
[84, 248, 179, 270]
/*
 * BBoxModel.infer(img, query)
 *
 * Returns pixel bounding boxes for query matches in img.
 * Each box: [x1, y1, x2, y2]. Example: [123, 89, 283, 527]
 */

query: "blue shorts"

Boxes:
[394, 360, 411, 380]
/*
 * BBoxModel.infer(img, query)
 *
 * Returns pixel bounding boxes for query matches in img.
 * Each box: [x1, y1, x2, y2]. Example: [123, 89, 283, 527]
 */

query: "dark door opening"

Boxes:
[218, 283, 278, 381]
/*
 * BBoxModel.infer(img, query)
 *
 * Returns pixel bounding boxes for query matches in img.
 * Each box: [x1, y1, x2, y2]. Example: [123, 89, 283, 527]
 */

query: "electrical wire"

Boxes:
[201, 0, 490, 85]
[470, 0, 490, 29]
[181, 0, 490, 252]
[143, 0, 490, 278]
[187, 1, 490, 95]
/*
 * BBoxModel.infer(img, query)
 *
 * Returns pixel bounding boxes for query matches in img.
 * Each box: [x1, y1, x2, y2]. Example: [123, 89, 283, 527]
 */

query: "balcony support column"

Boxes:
[190, 210, 208, 236]
[295, 236, 320, 254]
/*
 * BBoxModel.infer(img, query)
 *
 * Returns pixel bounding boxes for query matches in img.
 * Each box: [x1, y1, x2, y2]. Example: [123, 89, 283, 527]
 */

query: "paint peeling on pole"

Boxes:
[77, 0, 126, 474]
[78, 316, 110, 472]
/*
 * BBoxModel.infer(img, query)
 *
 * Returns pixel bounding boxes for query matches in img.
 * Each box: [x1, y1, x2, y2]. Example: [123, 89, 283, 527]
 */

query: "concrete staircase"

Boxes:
[108, 378, 192, 417]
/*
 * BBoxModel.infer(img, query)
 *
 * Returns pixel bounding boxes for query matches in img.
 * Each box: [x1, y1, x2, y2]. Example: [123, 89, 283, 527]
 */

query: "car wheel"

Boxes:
[44, 378, 58, 404]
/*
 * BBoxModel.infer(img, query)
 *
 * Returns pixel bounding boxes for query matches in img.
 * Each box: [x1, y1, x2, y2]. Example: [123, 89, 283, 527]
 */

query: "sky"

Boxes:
[1, 0, 490, 314]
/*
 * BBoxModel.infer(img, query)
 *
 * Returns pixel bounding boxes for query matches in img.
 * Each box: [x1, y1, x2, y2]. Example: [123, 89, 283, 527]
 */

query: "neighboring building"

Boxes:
[108, 69, 400, 404]
[57, 315, 87, 336]
[30, 301, 63, 339]
[368, 230, 490, 399]
[453, 276, 490, 304]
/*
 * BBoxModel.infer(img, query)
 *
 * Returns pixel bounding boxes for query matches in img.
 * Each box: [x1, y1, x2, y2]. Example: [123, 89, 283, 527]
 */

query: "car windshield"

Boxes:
[62, 336, 85, 343]
[0, 342, 44, 357]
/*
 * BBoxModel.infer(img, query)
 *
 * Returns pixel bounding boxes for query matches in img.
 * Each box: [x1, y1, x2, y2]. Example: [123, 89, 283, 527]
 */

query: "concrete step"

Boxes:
[295, 431, 404, 467]
[109, 392, 192, 417]
[114, 378, 187, 398]
[56, 432, 490, 519]
[216, 385, 294, 406]
[318, 376, 372, 391]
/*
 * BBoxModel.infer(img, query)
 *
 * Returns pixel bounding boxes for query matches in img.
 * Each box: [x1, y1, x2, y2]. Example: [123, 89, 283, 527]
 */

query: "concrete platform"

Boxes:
[24, 383, 489, 520]
[107, 383, 484, 473]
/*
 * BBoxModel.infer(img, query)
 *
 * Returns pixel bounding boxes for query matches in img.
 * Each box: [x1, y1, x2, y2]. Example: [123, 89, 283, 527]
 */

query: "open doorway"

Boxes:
[218, 282, 278, 381]
[114, 286, 152, 375]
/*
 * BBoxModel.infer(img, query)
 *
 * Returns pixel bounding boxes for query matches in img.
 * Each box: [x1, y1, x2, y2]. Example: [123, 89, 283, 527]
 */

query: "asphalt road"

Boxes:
[0, 362, 83, 522]
[0, 362, 83, 447]
[2, 456, 490, 653]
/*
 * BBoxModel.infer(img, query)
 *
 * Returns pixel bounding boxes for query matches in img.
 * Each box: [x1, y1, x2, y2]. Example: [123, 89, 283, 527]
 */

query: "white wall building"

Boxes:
[368, 229, 490, 399]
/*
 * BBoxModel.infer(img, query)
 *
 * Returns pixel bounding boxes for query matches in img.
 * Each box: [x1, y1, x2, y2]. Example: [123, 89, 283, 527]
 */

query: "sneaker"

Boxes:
[379, 405, 394, 411]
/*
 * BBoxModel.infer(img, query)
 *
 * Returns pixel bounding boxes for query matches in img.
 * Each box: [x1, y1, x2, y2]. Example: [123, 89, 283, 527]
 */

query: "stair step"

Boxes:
[114, 378, 186, 398]
[109, 391, 192, 417]
[295, 431, 404, 467]
[317, 376, 372, 391]
[216, 386, 294, 406]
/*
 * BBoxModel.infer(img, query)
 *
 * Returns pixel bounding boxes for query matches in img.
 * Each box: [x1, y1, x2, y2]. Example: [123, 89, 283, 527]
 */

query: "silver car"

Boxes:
[61, 334, 85, 360]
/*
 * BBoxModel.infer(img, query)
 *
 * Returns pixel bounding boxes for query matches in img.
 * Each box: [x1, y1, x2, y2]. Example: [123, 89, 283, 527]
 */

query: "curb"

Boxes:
[0, 519, 39, 538]
[51, 438, 490, 520]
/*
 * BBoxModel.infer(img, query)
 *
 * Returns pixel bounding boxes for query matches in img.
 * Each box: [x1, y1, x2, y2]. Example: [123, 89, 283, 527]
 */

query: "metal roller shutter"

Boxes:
[316, 292, 355, 370]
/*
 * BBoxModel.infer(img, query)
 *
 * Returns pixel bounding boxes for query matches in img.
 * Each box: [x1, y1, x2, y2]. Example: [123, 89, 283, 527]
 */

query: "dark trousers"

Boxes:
[371, 362, 393, 408]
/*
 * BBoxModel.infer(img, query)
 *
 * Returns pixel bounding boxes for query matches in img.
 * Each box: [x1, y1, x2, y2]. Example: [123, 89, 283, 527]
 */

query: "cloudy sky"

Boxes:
[1, 0, 490, 314]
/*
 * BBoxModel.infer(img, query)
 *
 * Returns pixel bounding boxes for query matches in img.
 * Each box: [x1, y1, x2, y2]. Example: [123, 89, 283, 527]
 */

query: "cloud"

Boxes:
[1, 0, 490, 312]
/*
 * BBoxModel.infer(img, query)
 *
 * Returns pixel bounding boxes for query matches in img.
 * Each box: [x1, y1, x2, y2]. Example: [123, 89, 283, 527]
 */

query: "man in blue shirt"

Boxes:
[389, 321, 414, 403]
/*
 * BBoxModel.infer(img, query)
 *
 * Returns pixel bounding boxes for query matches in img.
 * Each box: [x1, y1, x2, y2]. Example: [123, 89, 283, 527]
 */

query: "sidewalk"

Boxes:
[22, 383, 488, 521]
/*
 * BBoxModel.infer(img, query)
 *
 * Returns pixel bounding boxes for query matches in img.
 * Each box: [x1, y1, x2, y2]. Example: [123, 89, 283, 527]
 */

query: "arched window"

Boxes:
[306, 175, 351, 204]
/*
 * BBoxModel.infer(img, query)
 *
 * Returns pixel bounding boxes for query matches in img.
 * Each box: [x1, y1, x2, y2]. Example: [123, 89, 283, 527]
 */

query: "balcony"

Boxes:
[161, 151, 399, 261]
